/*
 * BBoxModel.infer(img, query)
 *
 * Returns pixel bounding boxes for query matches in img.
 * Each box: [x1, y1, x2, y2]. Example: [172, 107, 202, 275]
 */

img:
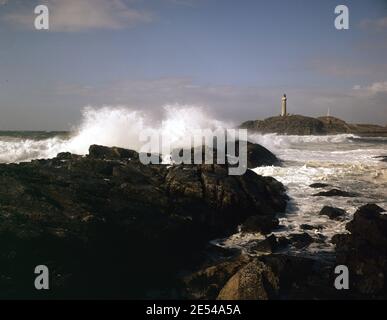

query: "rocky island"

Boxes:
[240, 115, 387, 136]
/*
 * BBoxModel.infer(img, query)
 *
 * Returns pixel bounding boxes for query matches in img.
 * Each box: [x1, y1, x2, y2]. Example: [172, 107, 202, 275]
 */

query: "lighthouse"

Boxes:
[281, 94, 287, 117]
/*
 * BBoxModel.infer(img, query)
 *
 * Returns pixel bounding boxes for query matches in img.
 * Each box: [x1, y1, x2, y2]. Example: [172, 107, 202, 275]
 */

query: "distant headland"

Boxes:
[240, 94, 387, 136]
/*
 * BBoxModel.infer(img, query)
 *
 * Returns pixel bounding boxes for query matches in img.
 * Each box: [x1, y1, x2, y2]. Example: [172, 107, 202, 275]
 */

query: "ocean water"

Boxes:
[220, 133, 387, 257]
[1, 106, 386, 256]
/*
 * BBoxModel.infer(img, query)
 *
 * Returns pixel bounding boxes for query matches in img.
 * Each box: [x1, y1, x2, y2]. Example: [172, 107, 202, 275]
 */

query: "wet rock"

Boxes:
[313, 188, 357, 197]
[288, 233, 314, 249]
[332, 204, 387, 297]
[309, 183, 331, 188]
[319, 206, 346, 220]
[241, 215, 279, 234]
[248, 235, 279, 254]
[88, 144, 139, 160]
[237, 141, 279, 168]
[300, 224, 324, 231]
[175, 141, 279, 168]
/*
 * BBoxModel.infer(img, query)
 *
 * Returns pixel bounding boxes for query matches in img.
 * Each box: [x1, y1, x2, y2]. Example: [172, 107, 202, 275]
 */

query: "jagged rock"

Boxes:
[0, 145, 288, 299]
[319, 206, 346, 220]
[309, 183, 331, 188]
[332, 204, 387, 297]
[313, 189, 356, 197]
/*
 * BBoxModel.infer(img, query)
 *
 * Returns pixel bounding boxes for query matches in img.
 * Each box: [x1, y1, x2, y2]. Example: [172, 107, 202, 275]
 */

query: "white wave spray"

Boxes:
[0, 104, 231, 163]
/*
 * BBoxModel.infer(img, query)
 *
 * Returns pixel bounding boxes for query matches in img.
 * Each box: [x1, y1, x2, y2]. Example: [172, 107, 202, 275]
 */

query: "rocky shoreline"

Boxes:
[0, 143, 385, 299]
[0, 143, 286, 298]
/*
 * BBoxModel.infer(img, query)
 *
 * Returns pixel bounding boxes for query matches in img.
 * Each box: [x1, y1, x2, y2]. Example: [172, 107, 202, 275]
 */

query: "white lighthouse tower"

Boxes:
[281, 94, 287, 117]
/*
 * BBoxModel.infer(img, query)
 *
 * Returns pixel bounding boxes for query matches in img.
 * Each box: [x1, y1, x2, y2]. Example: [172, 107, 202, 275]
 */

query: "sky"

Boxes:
[0, 0, 386, 130]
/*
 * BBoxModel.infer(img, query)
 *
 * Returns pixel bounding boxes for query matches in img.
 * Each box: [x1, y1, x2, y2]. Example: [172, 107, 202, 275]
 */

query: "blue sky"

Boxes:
[0, 0, 386, 130]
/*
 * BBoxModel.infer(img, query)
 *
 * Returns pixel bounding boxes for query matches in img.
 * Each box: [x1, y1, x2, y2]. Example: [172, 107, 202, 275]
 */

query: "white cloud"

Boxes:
[353, 81, 387, 95]
[2, 0, 152, 31]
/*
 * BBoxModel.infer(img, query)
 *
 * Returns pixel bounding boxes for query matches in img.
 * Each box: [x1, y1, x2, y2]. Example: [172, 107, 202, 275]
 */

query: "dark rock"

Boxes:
[216, 254, 339, 300]
[319, 206, 346, 220]
[333, 204, 387, 297]
[88, 144, 139, 160]
[248, 235, 279, 254]
[181, 254, 250, 300]
[300, 224, 323, 231]
[288, 233, 314, 248]
[217, 259, 280, 300]
[56, 152, 82, 160]
[0, 145, 288, 299]
[313, 188, 357, 197]
[174, 141, 279, 169]
[241, 215, 279, 234]
[309, 183, 331, 188]
[236, 141, 279, 168]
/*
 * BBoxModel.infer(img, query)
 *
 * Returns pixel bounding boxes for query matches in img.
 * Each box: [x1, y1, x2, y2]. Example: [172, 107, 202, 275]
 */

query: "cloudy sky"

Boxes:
[0, 0, 386, 130]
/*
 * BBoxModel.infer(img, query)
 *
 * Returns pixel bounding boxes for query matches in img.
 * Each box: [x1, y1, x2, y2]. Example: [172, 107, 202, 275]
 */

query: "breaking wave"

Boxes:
[0, 105, 230, 163]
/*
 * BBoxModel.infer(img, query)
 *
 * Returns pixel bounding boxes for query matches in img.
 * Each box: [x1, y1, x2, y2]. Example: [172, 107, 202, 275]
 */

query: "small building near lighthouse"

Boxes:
[281, 94, 287, 117]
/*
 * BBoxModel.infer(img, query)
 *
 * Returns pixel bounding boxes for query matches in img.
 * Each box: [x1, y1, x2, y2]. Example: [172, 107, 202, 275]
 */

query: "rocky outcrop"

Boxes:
[214, 254, 337, 300]
[0, 145, 287, 299]
[332, 204, 387, 298]
[313, 189, 357, 197]
[241, 141, 279, 168]
[239, 115, 387, 136]
[176, 141, 280, 169]
[319, 206, 346, 220]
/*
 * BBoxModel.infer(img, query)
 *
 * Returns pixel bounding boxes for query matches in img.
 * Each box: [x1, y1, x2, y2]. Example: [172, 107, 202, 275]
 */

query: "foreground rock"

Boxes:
[319, 206, 346, 220]
[0, 144, 287, 299]
[333, 204, 387, 298]
[183, 254, 340, 300]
